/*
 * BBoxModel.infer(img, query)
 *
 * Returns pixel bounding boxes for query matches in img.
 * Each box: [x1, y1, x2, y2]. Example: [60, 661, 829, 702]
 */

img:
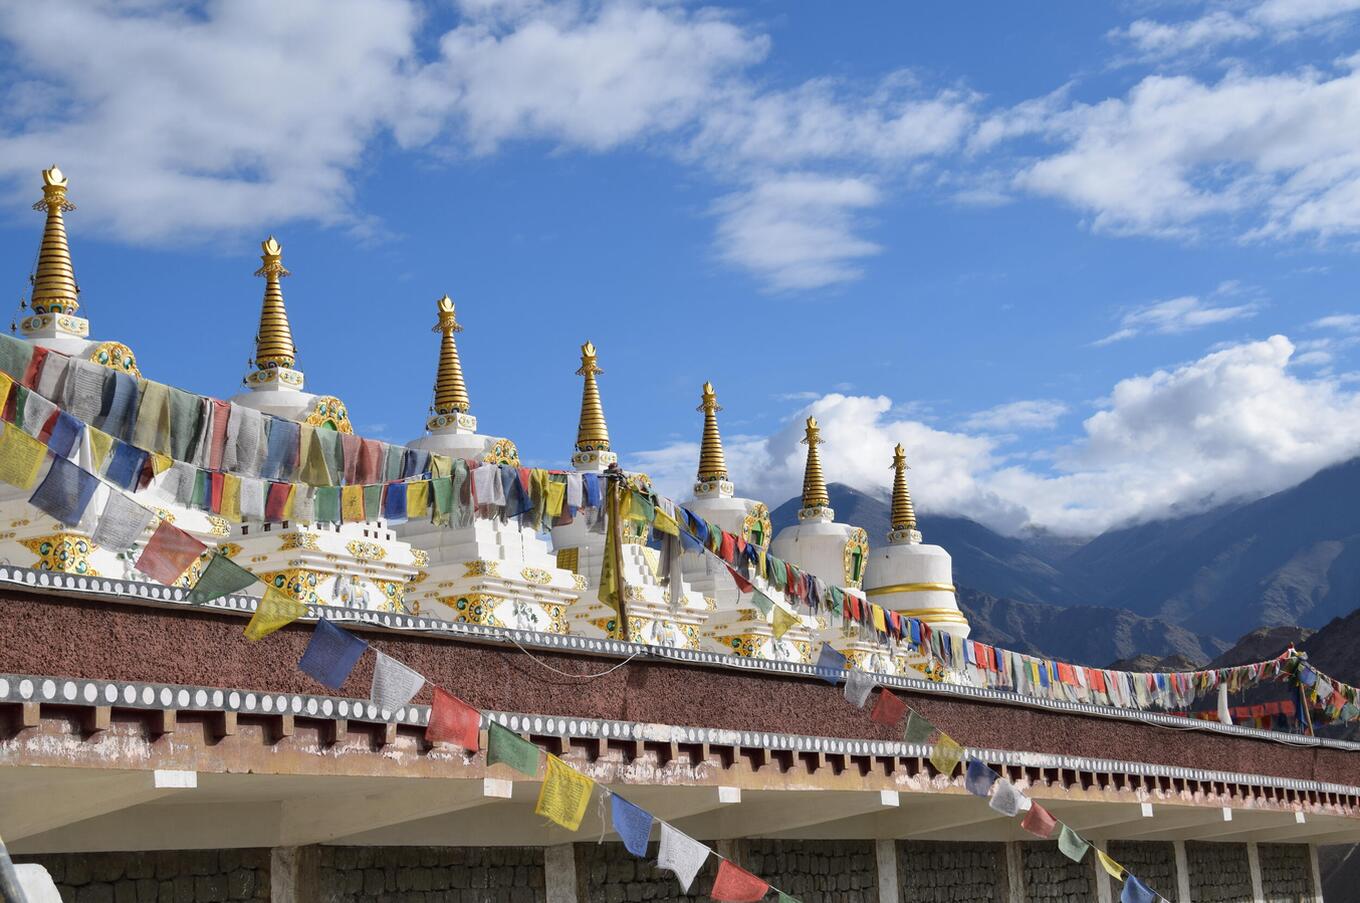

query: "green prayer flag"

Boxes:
[776, 893, 801, 903]
[431, 476, 454, 520]
[363, 484, 383, 520]
[0, 333, 34, 381]
[487, 722, 540, 776]
[827, 585, 843, 615]
[903, 711, 934, 744]
[750, 590, 774, 616]
[1057, 824, 1089, 863]
[189, 553, 258, 604]
[314, 486, 341, 524]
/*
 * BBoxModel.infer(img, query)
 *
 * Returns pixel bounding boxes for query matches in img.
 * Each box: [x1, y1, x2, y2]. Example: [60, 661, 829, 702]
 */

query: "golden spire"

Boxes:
[697, 381, 728, 482]
[430, 295, 470, 414]
[29, 166, 79, 316]
[890, 443, 917, 533]
[800, 416, 829, 509]
[575, 341, 610, 452]
[252, 236, 296, 370]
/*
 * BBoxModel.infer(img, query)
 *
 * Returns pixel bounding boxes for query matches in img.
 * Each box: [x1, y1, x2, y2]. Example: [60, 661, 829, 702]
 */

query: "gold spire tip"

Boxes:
[574, 340, 610, 451]
[29, 165, 79, 316]
[800, 416, 829, 508]
[251, 235, 296, 370]
[696, 381, 728, 482]
[889, 442, 917, 532]
[431, 294, 470, 415]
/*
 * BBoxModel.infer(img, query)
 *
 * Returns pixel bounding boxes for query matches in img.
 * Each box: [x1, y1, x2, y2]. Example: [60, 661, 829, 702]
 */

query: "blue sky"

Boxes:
[1, 0, 1358, 535]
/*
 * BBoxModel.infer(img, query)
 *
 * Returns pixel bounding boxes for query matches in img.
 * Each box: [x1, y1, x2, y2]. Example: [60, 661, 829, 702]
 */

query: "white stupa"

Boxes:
[398, 295, 579, 631]
[683, 382, 814, 664]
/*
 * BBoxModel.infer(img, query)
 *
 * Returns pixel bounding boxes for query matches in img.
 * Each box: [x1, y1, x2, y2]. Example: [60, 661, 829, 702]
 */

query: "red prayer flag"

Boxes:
[209, 471, 225, 513]
[870, 688, 907, 726]
[265, 482, 293, 522]
[426, 687, 481, 752]
[710, 860, 769, 903]
[135, 521, 207, 585]
[208, 400, 230, 471]
[23, 346, 49, 389]
[726, 565, 754, 595]
[1021, 802, 1057, 838]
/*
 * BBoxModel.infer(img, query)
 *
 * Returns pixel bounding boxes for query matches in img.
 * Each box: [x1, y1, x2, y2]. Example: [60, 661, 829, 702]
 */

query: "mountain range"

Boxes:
[769, 456, 1360, 664]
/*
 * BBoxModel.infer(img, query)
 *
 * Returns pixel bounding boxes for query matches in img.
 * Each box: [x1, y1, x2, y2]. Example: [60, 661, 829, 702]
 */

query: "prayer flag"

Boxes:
[370, 651, 425, 714]
[30, 456, 98, 527]
[243, 586, 306, 641]
[726, 565, 754, 595]
[341, 485, 365, 522]
[656, 822, 709, 893]
[1021, 801, 1057, 838]
[265, 481, 293, 522]
[362, 484, 383, 520]
[749, 590, 774, 617]
[534, 754, 595, 831]
[904, 711, 935, 745]
[965, 758, 999, 797]
[710, 860, 769, 903]
[189, 552, 257, 604]
[844, 669, 876, 708]
[406, 481, 430, 519]
[427, 687, 481, 752]
[989, 779, 1028, 817]
[135, 520, 206, 585]
[1121, 874, 1159, 903]
[930, 733, 963, 777]
[815, 643, 846, 684]
[46, 410, 82, 458]
[298, 619, 368, 689]
[314, 486, 340, 524]
[870, 688, 907, 727]
[610, 794, 653, 857]
[487, 721, 540, 776]
[1058, 824, 1089, 862]
[776, 894, 802, 903]
[1096, 849, 1125, 881]
[0, 422, 47, 489]
[90, 491, 154, 553]
[771, 604, 799, 640]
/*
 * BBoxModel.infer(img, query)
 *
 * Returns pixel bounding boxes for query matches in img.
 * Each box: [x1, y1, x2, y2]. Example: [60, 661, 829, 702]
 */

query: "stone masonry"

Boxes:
[1185, 841, 1253, 903]
[317, 846, 544, 903]
[577, 841, 716, 903]
[14, 849, 269, 903]
[1020, 841, 1093, 902]
[898, 841, 1006, 903]
[743, 840, 877, 903]
[1105, 841, 1177, 902]
[1256, 843, 1314, 902]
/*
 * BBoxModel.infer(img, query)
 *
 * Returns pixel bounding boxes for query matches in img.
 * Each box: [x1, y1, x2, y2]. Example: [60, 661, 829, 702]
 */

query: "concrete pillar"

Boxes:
[1172, 841, 1192, 903]
[875, 839, 899, 903]
[1308, 843, 1325, 903]
[270, 846, 319, 903]
[545, 844, 579, 903]
[1092, 841, 1113, 903]
[1004, 841, 1025, 903]
[1246, 842, 1265, 902]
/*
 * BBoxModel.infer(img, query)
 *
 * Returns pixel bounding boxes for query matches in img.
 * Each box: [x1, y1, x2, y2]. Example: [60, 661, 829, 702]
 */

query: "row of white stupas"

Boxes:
[1, 167, 971, 677]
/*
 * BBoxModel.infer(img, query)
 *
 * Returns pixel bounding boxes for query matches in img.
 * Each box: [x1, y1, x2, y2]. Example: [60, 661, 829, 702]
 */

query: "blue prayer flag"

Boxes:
[815, 643, 846, 684]
[104, 441, 146, 490]
[678, 529, 702, 553]
[298, 618, 369, 689]
[383, 482, 408, 524]
[610, 794, 654, 858]
[1120, 874, 1158, 903]
[47, 410, 83, 458]
[964, 758, 999, 798]
[30, 456, 98, 527]
[582, 473, 601, 508]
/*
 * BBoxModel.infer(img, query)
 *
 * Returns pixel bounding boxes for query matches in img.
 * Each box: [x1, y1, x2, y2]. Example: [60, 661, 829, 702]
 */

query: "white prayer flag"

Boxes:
[988, 779, 1029, 817]
[370, 651, 424, 714]
[90, 491, 155, 553]
[656, 822, 709, 892]
[844, 669, 876, 708]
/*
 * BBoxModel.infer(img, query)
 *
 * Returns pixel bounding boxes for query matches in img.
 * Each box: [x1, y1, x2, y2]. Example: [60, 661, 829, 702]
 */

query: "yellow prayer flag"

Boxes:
[771, 604, 799, 640]
[652, 505, 679, 536]
[546, 480, 566, 519]
[150, 453, 174, 475]
[929, 732, 964, 777]
[406, 481, 430, 519]
[88, 428, 115, 474]
[221, 474, 242, 522]
[243, 586, 306, 642]
[341, 485, 365, 523]
[280, 484, 296, 520]
[429, 454, 452, 478]
[0, 371, 13, 409]
[534, 754, 595, 832]
[0, 422, 47, 489]
[1095, 849, 1124, 881]
[872, 604, 886, 635]
[299, 426, 332, 486]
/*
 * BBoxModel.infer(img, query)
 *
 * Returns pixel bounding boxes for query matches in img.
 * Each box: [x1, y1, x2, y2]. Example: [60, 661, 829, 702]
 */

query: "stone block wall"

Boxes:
[317, 846, 544, 903]
[1257, 843, 1313, 902]
[14, 849, 269, 903]
[1019, 841, 1092, 901]
[577, 841, 715, 903]
[742, 840, 877, 903]
[1185, 842, 1252, 903]
[898, 841, 1006, 903]
[1105, 841, 1176, 901]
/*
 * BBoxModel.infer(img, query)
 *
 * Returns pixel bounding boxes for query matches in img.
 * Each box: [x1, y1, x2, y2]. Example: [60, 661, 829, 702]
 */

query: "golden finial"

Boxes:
[800, 416, 829, 509]
[890, 443, 917, 533]
[696, 381, 728, 482]
[251, 236, 296, 370]
[430, 295, 470, 414]
[29, 165, 79, 316]
[575, 341, 610, 452]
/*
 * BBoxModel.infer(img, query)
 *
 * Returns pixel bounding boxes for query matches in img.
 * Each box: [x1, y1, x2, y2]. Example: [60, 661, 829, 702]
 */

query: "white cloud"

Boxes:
[712, 175, 882, 291]
[1311, 313, 1360, 332]
[961, 400, 1069, 432]
[1095, 293, 1260, 345]
[631, 336, 1360, 536]
[1111, 0, 1360, 59]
